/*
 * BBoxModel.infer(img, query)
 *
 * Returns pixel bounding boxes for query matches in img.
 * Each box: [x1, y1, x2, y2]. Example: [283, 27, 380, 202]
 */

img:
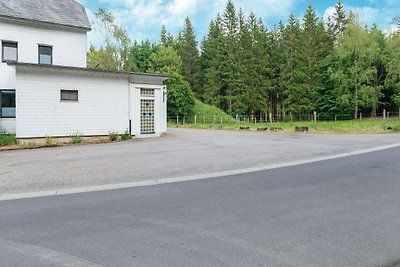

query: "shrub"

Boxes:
[0, 132, 16, 147]
[121, 129, 132, 141]
[108, 131, 119, 142]
[71, 133, 82, 144]
[45, 136, 55, 146]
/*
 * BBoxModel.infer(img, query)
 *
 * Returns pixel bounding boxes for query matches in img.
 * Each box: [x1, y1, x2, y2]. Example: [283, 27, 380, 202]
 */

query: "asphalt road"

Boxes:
[1, 147, 400, 267]
[1, 128, 400, 195]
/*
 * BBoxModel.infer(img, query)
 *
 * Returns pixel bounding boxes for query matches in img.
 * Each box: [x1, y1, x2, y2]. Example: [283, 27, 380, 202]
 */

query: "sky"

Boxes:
[77, 0, 400, 47]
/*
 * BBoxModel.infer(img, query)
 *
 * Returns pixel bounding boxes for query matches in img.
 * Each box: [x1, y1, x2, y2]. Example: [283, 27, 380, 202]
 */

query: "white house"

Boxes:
[0, 0, 169, 140]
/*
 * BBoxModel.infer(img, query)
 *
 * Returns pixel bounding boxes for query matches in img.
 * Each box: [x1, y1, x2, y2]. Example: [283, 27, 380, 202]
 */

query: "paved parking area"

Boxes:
[0, 128, 399, 195]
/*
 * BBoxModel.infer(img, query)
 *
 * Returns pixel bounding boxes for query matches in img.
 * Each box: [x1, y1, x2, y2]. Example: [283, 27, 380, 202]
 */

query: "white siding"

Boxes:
[0, 118, 16, 133]
[0, 21, 87, 89]
[16, 70, 129, 138]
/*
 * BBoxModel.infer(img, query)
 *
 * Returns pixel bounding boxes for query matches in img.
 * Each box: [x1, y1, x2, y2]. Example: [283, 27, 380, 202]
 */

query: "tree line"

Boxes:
[88, 1, 400, 119]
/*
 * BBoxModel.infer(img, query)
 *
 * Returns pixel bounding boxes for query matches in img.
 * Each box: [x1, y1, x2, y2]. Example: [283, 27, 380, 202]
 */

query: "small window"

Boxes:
[0, 90, 16, 118]
[141, 88, 155, 97]
[60, 90, 78, 101]
[39, 45, 53, 65]
[2, 42, 18, 62]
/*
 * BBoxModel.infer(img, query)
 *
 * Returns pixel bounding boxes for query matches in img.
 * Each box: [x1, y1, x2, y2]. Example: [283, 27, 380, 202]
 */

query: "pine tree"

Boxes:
[200, 16, 225, 108]
[281, 13, 308, 115]
[176, 18, 200, 96]
[329, 14, 378, 119]
[332, 0, 348, 42]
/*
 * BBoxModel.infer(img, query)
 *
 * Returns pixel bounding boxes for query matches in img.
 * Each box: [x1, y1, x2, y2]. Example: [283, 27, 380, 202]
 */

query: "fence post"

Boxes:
[269, 113, 273, 127]
[183, 116, 185, 125]
[194, 115, 197, 126]
[383, 109, 387, 129]
[203, 116, 206, 125]
[220, 116, 223, 125]
[360, 113, 362, 120]
[313, 111, 317, 130]
[213, 114, 216, 127]
[387, 112, 390, 119]
[176, 115, 179, 126]
[335, 115, 337, 122]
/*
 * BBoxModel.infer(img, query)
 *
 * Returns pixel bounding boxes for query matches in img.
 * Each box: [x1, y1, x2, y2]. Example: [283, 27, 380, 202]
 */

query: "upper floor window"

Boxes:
[0, 90, 16, 118]
[38, 45, 53, 65]
[2, 42, 18, 62]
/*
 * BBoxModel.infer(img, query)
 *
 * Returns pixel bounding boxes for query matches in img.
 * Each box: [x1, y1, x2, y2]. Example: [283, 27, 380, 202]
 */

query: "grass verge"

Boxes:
[170, 118, 400, 134]
[0, 133, 17, 147]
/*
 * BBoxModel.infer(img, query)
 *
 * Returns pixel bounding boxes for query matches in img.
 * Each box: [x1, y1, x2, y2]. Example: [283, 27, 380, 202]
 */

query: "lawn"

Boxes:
[168, 101, 400, 134]
[0, 133, 17, 147]
[171, 118, 400, 134]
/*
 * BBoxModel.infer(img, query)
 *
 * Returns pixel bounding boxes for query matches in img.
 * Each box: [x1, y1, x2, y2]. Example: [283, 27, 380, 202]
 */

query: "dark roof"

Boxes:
[0, 0, 91, 31]
[7, 62, 171, 85]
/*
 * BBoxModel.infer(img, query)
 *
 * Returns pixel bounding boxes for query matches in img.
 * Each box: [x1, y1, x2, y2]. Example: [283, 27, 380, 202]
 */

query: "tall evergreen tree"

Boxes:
[281, 13, 309, 114]
[200, 16, 225, 108]
[176, 18, 200, 96]
[329, 14, 378, 118]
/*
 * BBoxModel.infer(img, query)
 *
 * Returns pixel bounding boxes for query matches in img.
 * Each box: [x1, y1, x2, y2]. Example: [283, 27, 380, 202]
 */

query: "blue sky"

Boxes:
[78, 0, 400, 47]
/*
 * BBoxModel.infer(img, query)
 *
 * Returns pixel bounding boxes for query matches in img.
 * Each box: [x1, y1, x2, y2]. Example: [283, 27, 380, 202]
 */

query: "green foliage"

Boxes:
[121, 129, 132, 141]
[45, 136, 55, 147]
[149, 46, 195, 116]
[176, 18, 200, 96]
[87, 2, 400, 119]
[108, 132, 119, 142]
[71, 133, 83, 144]
[87, 8, 134, 71]
[0, 132, 16, 147]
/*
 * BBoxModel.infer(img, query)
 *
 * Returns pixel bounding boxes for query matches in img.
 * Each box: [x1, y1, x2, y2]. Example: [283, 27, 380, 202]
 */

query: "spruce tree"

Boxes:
[176, 18, 201, 96]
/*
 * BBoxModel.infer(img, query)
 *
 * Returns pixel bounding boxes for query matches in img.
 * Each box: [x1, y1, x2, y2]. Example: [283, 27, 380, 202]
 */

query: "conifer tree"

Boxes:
[176, 18, 200, 96]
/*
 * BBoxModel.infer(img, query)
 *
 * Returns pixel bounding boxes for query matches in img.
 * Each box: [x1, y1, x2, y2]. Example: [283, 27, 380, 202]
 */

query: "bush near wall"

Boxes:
[0, 133, 17, 147]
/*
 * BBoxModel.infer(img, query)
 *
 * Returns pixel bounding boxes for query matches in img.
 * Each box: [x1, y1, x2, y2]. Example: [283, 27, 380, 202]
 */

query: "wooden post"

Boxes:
[176, 115, 179, 126]
[183, 116, 185, 125]
[383, 109, 387, 130]
[269, 112, 273, 127]
[335, 115, 337, 122]
[360, 113, 362, 120]
[213, 114, 216, 127]
[194, 115, 197, 125]
[313, 111, 317, 130]
[387, 112, 390, 119]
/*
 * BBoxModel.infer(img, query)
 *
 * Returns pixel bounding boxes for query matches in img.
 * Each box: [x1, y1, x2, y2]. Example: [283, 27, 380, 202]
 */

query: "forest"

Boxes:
[87, 1, 400, 120]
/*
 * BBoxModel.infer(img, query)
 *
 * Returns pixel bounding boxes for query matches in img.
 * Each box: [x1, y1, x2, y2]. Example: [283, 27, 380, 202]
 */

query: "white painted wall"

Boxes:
[0, 21, 88, 134]
[0, 118, 16, 133]
[130, 84, 167, 137]
[16, 70, 130, 138]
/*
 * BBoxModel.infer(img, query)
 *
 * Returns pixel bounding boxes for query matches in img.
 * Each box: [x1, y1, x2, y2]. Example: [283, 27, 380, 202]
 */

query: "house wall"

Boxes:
[15, 70, 130, 138]
[0, 21, 87, 134]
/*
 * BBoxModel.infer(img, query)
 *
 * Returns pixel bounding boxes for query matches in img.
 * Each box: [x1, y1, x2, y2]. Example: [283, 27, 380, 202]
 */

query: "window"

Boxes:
[0, 90, 16, 118]
[141, 88, 155, 97]
[60, 90, 78, 101]
[2, 42, 18, 62]
[38, 45, 52, 65]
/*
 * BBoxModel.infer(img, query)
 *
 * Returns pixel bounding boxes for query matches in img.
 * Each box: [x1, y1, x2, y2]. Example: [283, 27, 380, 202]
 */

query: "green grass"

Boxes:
[0, 132, 17, 147]
[171, 112, 400, 134]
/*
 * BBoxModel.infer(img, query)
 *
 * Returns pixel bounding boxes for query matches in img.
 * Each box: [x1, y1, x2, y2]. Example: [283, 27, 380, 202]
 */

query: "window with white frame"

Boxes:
[2, 41, 18, 62]
[38, 45, 53, 65]
[0, 90, 16, 118]
[60, 90, 78, 101]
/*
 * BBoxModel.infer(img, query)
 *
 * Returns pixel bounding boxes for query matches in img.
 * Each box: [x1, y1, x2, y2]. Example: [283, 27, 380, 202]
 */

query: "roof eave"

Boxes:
[0, 15, 92, 32]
